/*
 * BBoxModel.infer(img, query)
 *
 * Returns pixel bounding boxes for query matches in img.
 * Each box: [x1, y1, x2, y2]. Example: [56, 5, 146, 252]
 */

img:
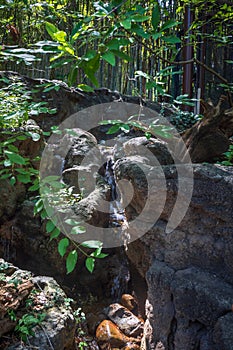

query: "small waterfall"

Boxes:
[104, 158, 130, 249]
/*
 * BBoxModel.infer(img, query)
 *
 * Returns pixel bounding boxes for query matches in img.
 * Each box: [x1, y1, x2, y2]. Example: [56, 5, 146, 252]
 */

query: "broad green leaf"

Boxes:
[132, 14, 150, 22]
[81, 54, 100, 86]
[7, 144, 18, 152]
[152, 32, 162, 40]
[111, 50, 132, 62]
[45, 22, 59, 39]
[49, 227, 60, 241]
[120, 124, 130, 133]
[41, 175, 60, 183]
[107, 124, 121, 134]
[17, 173, 31, 184]
[66, 250, 78, 274]
[83, 50, 97, 61]
[71, 226, 86, 234]
[58, 45, 74, 56]
[65, 218, 81, 226]
[131, 24, 150, 39]
[102, 51, 116, 66]
[81, 240, 102, 249]
[46, 220, 56, 233]
[161, 19, 180, 31]
[135, 70, 151, 79]
[161, 36, 181, 44]
[4, 159, 11, 167]
[152, 3, 160, 31]
[28, 180, 39, 191]
[27, 132, 41, 141]
[68, 66, 78, 86]
[77, 84, 94, 92]
[58, 238, 69, 257]
[120, 19, 131, 29]
[4, 151, 26, 165]
[85, 257, 95, 273]
[54, 31, 67, 43]
[10, 176, 16, 186]
[106, 39, 119, 50]
[34, 198, 44, 214]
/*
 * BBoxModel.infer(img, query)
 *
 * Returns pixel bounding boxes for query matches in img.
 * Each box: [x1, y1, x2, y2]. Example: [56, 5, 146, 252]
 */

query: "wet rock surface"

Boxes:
[95, 295, 143, 349]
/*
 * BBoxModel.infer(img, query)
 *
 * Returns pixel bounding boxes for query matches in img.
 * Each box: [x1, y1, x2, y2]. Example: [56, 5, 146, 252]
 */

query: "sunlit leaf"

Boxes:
[81, 240, 102, 249]
[77, 84, 94, 92]
[4, 151, 26, 165]
[102, 51, 116, 66]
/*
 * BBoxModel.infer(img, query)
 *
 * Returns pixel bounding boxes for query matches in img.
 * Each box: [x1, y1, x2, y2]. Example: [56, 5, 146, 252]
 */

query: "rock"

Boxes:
[122, 344, 140, 350]
[120, 294, 139, 315]
[0, 263, 77, 350]
[123, 137, 174, 165]
[105, 303, 144, 337]
[114, 160, 233, 349]
[0, 180, 25, 220]
[96, 320, 140, 349]
[213, 313, 233, 350]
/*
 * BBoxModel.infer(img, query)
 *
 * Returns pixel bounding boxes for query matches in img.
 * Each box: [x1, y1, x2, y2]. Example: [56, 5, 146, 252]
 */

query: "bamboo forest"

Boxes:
[0, 1, 233, 350]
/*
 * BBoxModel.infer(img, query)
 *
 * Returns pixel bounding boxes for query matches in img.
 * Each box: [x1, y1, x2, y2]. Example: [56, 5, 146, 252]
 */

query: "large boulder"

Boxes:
[114, 161, 233, 349]
[0, 260, 76, 350]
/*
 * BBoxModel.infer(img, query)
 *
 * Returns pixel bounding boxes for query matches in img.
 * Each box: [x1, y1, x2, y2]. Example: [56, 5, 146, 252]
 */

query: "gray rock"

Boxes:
[115, 161, 233, 349]
[0, 261, 76, 350]
[123, 136, 174, 165]
[105, 303, 144, 337]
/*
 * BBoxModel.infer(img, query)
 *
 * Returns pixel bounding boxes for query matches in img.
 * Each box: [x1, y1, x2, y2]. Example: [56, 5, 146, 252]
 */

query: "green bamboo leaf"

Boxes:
[132, 14, 150, 22]
[135, 70, 151, 79]
[161, 36, 181, 44]
[58, 238, 69, 257]
[85, 257, 95, 273]
[77, 84, 94, 92]
[66, 250, 78, 274]
[152, 3, 160, 31]
[161, 19, 180, 31]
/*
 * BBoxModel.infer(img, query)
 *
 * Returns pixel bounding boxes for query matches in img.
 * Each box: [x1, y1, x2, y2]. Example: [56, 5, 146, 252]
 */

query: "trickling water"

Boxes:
[104, 157, 130, 249]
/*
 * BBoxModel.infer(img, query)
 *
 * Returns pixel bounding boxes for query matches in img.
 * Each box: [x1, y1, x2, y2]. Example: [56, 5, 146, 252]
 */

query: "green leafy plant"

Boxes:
[15, 313, 46, 342]
[99, 116, 174, 140]
[218, 144, 233, 165]
[34, 176, 108, 274]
